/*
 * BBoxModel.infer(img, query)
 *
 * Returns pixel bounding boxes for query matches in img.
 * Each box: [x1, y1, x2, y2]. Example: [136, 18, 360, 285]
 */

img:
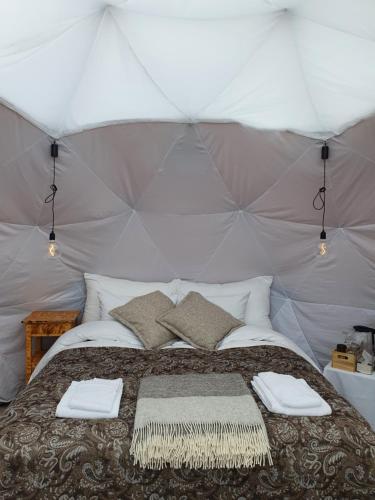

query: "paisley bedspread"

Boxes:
[0, 345, 374, 499]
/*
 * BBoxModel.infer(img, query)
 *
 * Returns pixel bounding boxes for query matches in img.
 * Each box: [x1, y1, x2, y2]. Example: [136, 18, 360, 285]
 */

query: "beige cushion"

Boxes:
[110, 291, 176, 349]
[157, 291, 244, 350]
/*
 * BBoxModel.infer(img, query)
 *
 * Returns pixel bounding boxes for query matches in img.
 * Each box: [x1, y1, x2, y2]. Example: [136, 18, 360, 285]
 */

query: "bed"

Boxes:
[0, 321, 374, 499]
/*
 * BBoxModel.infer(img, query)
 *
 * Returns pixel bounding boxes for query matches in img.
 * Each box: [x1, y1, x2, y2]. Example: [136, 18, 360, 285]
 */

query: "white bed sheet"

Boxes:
[30, 321, 319, 381]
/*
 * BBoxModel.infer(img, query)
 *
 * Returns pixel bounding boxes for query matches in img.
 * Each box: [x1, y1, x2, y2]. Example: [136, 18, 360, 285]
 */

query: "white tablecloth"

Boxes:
[323, 363, 375, 430]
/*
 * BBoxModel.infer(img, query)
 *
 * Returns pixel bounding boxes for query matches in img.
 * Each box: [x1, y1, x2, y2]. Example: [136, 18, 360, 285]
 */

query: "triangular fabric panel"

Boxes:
[63, 10, 181, 133]
[137, 125, 237, 215]
[271, 299, 319, 367]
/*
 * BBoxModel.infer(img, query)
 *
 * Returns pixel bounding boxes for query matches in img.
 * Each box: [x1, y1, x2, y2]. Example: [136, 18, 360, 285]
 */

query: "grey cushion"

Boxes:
[157, 291, 244, 350]
[110, 291, 176, 349]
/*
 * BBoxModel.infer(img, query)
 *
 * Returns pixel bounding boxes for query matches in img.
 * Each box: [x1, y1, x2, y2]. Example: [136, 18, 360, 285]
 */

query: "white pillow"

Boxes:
[218, 324, 275, 349]
[82, 273, 178, 323]
[59, 320, 144, 348]
[98, 290, 127, 320]
[177, 281, 249, 320]
[243, 276, 273, 328]
[177, 276, 273, 328]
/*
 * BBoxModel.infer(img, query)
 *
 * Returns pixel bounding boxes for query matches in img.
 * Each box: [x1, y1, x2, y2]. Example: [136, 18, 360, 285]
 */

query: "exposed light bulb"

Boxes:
[48, 232, 60, 258]
[319, 240, 327, 256]
[319, 230, 327, 256]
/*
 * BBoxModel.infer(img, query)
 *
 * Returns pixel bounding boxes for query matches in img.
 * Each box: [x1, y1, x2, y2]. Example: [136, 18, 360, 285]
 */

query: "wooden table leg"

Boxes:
[25, 326, 32, 382]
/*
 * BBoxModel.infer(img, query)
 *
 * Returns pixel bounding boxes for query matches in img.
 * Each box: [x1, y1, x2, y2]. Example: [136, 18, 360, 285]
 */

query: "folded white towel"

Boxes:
[56, 378, 123, 419]
[258, 372, 322, 409]
[68, 378, 123, 413]
[252, 377, 331, 416]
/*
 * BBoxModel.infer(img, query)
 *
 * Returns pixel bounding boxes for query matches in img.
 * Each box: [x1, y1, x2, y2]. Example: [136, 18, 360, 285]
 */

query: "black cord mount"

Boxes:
[313, 141, 329, 241]
[44, 141, 59, 240]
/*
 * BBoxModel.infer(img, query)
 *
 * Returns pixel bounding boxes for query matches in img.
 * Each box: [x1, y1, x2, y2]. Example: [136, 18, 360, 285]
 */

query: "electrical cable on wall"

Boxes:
[44, 141, 60, 257]
[313, 141, 329, 256]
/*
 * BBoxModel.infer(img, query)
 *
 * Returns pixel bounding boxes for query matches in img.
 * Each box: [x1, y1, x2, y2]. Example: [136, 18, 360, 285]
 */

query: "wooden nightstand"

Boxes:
[23, 310, 80, 382]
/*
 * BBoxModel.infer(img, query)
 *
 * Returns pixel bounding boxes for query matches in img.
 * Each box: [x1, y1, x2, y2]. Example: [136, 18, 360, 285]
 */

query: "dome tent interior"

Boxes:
[0, 0, 375, 401]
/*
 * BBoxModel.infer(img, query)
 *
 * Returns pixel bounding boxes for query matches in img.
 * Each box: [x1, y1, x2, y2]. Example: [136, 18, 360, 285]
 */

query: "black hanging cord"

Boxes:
[44, 141, 59, 239]
[313, 141, 329, 239]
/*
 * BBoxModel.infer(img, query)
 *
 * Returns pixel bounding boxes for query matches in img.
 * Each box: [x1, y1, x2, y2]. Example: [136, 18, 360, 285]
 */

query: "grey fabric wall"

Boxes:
[1, 103, 375, 400]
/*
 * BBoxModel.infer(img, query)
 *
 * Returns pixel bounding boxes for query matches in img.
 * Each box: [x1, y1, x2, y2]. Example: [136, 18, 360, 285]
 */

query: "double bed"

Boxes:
[1, 274, 374, 498]
[1, 322, 374, 499]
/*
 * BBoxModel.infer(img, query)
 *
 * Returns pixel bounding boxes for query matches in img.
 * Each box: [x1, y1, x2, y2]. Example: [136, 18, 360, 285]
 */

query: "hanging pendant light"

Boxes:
[45, 141, 60, 257]
[48, 230, 59, 258]
[319, 230, 327, 256]
[313, 142, 329, 256]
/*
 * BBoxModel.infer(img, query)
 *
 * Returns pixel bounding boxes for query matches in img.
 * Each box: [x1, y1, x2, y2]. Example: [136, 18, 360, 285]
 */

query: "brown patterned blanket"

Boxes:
[0, 345, 374, 499]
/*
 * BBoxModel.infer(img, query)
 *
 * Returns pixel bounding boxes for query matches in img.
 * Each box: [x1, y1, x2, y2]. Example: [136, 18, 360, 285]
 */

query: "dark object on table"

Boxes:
[336, 344, 347, 353]
[353, 325, 375, 355]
